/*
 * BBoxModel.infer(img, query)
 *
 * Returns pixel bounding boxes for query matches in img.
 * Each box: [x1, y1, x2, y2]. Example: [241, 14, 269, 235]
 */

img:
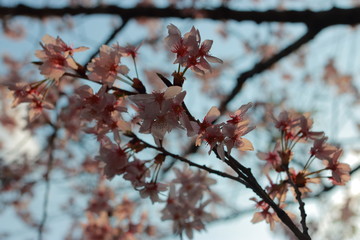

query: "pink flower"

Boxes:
[288, 169, 320, 195]
[310, 136, 338, 160]
[194, 39, 223, 73]
[272, 111, 299, 132]
[28, 98, 54, 122]
[35, 35, 86, 80]
[250, 197, 279, 230]
[7, 82, 36, 107]
[139, 182, 168, 203]
[193, 106, 220, 145]
[82, 212, 115, 240]
[123, 159, 150, 187]
[40, 34, 88, 56]
[202, 124, 225, 155]
[95, 137, 128, 180]
[257, 143, 282, 172]
[227, 102, 253, 125]
[223, 123, 254, 153]
[114, 43, 141, 59]
[161, 182, 215, 239]
[165, 24, 222, 74]
[76, 85, 128, 141]
[87, 45, 129, 87]
[324, 150, 351, 185]
[298, 115, 324, 140]
[129, 86, 190, 143]
[194, 103, 254, 159]
[172, 167, 216, 202]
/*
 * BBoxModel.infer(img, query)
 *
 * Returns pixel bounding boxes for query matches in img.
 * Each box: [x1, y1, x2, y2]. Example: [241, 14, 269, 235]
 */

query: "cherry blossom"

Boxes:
[288, 169, 320, 195]
[193, 103, 254, 159]
[35, 35, 86, 81]
[324, 150, 351, 185]
[139, 182, 168, 203]
[310, 136, 338, 160]
[76, 85, 129, 141]
[129, 86, 191, 143]
[115, 43, 141, 59]
[82, 211, 115, 240]
[87, 45, 129, 87]
[298, 115, 324, 140]
[161, 167, 217, 239]
[123, 158, 150, 188]
[165, 24, 222, 74]
[95, 136, 128, 180]
[257, 143, 282, 172]
[250, 197, 279, 230]
[4, 21, 356, 240]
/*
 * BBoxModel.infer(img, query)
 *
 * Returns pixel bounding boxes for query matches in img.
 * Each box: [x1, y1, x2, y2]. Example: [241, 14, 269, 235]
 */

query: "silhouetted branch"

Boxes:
[2, 4, 360, 27]
[218, 27, 320, 113]
[129, 132, 248, 186]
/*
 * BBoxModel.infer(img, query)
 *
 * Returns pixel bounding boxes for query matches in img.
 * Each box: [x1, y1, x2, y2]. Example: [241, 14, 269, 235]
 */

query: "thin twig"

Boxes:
[218, 27, 320, 114]
[38, 128, 57, 240]
[130, 133, 249, 186]
[285, 168, 311, 239]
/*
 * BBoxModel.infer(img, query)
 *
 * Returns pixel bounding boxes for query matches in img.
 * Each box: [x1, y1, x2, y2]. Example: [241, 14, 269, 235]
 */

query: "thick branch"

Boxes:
[224, 154, 310, 240]
[3, 4, 360, 27]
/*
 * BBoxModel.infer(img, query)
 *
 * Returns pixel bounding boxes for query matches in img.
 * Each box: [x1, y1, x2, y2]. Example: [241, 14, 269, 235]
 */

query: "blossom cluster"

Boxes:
[165, 24, 223, 75]
[253, 110, 350, 229]
[161, 167, 218, 239]
[192, 103, 255, 159]
[4, 22, 352, 240]
[35, 34, 88, 81]
[129, 86, 193, 144]
[82, 184, 156, 240]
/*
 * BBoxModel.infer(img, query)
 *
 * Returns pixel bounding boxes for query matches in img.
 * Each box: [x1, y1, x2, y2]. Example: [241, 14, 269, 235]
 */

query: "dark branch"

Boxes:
[218, 27, 320, 113]
[130, 133, 248, 185]
[224, 154, 310, 240]
[38, 128, 57, 240]
[3, 4, 360, 27]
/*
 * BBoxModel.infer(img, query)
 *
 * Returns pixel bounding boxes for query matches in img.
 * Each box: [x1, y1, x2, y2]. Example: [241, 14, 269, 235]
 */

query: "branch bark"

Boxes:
[3, 4, 360, 27]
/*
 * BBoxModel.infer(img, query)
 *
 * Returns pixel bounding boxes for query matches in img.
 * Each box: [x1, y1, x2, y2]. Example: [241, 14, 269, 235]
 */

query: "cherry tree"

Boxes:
[1, 1, 360, 240]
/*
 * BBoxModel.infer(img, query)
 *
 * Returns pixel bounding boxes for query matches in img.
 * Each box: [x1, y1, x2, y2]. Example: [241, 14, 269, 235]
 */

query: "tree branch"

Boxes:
[312, 162, 360, 198]
[218, 27, 320, 113]
[3, 4, 360, 27]
[38, 128, 57, 240]
[129, 133, 248, 186]
[224, 153, 310, 240]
